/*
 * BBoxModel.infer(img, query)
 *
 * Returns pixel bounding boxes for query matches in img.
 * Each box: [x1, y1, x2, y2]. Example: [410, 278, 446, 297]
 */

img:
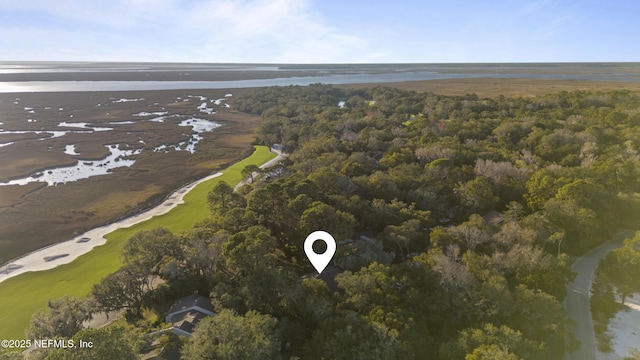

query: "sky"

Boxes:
[0, 0, 639, 63]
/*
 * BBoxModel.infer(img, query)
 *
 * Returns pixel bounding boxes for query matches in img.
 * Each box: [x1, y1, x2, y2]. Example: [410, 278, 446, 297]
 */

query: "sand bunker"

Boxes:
[44, 254, 69, 262]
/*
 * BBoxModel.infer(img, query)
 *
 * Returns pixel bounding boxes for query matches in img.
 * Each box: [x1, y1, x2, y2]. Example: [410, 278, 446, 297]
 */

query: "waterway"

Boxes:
[1, 63, 640, 93]
[0, 144, 140, 186]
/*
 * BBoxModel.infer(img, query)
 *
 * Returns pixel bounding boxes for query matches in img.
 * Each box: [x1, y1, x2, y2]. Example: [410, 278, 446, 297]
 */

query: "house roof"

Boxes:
[171, 310, 209, 334]
[482, 210, 504, 226]
[166, 295, 216, 336]
[167, 294, 214, 319]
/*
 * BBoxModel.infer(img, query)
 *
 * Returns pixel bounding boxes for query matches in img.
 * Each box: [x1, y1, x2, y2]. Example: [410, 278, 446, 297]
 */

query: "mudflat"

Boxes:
[0, 88, 260, 263]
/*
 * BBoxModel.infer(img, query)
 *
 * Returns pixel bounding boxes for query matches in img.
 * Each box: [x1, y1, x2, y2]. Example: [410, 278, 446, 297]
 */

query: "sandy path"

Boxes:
[260, 153, 285, 169]
[234, 150, 286, 190]
[0, 172, 222, 283]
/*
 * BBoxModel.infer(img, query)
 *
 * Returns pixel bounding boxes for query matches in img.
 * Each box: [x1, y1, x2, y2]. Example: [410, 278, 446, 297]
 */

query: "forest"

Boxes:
[6, 85, 640, 359]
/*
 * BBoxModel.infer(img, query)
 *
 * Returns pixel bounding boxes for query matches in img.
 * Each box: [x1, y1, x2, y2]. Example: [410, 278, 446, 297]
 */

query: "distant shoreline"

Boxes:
[2, 62, 640, 93]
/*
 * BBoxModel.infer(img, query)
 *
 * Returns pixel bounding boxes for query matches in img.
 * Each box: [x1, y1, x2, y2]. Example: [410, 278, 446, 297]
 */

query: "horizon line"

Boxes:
[1, 60, 640, 66]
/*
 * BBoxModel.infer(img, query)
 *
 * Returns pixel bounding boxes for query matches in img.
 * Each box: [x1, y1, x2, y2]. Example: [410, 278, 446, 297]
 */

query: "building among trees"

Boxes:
[165, 294, 216, 337]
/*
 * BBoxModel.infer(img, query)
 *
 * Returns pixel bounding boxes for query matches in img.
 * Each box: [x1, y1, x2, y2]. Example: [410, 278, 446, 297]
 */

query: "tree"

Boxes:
[454, 176, 498, 215]
[497, 244, 574, 301]
[524, 169, 566, 211]
[299, 201, 355, 242]
[45, 325, 139, 360]
[590, 275, 618, 323]
[449, 215, 492, 252]
[26, 296, 93, 340]
[241, 164, 261, 184]
[218, 226, 280, 278]
[598, 232, 640, 303]
[543, 197, 597, 251]
[465, 344, 523, 360]
[246, 182, 291, 243]
[91, 264, 150, 313]
[305, 311, 404, 360]
[207, 181, 244, 214]
[440, 323, 538, 360]
[508, 285, 577, 357]
[212, 226, 296, 316]
[382, 219, 424, 259]
[288, 277, 336, 330]
[182, 309, 280, 360]
[336, 263, 401, 315]
[121, 228, 181, 276]
[0, 350, 22, 359]
[163, 230, 228, 292]
[425, 247, 474, 291]
[306, 167, 357, 196]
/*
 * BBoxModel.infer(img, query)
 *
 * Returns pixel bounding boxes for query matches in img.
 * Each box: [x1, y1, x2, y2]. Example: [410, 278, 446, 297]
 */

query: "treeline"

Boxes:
[13, 85, 640, 359]
[240, 85, 640, 248]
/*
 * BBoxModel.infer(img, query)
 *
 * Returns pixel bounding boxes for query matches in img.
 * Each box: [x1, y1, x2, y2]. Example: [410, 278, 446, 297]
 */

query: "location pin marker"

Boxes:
[304, 231, 336, 274]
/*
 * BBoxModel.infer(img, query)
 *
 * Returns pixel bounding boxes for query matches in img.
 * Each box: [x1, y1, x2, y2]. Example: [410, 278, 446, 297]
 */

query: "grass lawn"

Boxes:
[0, 146, 275, 340]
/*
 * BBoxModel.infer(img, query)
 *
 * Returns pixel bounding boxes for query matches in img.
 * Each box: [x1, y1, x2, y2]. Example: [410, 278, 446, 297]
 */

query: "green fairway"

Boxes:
[0, 146, 276, 340]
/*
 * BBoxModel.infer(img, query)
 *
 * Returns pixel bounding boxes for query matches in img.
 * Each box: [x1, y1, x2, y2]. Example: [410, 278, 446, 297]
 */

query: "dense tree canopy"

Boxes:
[45, 326, 140, 360]
[26, 296, 93, 340]
[597, 231, 640, 303]
[61, 85, 640, 359]
[181, 309, 280, 360]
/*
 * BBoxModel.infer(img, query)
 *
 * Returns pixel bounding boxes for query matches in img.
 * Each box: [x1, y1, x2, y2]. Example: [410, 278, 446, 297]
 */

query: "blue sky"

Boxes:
[0, 0, 638, 63]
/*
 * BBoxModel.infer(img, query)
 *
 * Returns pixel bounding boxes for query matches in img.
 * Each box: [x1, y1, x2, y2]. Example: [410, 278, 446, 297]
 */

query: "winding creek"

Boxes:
[0, 144, 139, 186]
[0, 94, 226, 186]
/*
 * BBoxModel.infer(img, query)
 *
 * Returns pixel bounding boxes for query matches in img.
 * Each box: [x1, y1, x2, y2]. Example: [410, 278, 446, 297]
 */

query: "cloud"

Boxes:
[172, 0, 372, 63]
[4, 0, 628, 63]
[0, 0, 372, 63]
